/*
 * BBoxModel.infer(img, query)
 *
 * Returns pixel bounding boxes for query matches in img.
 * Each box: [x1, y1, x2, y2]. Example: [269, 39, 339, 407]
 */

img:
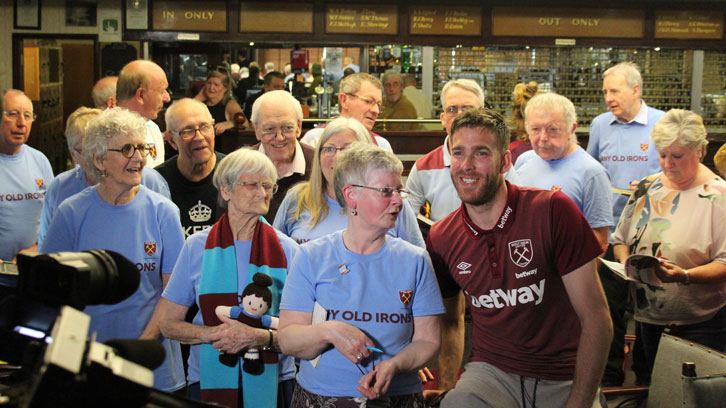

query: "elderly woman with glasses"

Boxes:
[38, 106, 170, 246]
[195, 66, 245, 135]
[273, 116, 424, 247]
[278, 143, 444, 407]
[160, 148, 299, 408]
[40, 107, 185, 392]
[613, 109, 726, 375]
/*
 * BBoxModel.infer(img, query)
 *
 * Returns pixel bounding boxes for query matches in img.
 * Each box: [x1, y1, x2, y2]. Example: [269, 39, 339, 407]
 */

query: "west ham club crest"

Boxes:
[144, 241, 157, 256]
[508, 239, 533, 267]
[399, 290, 413, 305]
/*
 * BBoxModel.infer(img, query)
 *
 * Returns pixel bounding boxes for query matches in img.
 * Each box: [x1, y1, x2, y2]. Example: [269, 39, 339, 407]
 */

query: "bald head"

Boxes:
[92, 76, 118, 109]
[116, 60, 170, 120]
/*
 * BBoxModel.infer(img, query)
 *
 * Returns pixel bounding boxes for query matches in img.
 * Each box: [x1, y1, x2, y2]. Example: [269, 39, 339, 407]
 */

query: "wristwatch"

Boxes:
[683, 269, 690, 285]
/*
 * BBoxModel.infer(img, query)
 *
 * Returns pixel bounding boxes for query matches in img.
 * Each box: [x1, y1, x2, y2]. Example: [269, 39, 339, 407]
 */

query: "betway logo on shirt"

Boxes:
[465, 278, 545, 309]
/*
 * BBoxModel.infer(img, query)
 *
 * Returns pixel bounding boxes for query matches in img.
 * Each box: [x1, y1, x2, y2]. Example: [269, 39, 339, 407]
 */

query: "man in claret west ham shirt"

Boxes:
[425, 107, 612, 408]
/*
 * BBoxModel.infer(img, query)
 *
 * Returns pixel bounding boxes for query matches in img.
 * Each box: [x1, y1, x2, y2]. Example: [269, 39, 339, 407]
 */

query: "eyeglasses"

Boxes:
[233, 181, 279, 195]
[320, 144, 351, 156]
[259, 124, 297, 139]
[3, 110, 37, 122]
[108, 143, 153, 158]
[444, 105, 475, 116]
[351, 184, 409, 199]
[345, 93, 383, 112]
[172, 122, 215, 140]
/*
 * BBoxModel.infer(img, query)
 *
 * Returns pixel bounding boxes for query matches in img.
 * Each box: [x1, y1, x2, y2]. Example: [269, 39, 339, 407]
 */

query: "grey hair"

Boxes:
[250, 90, 303, 125]
[381, 70, 403, 86]
[213, 148, 277, 209]
[165, 98, 212, 133]
[264, 62, 276, 72]
[65, 107, 102, 150]
[319, 117, 372, 146]
[83, 107, 147, 178]
[92, 78, 117, 108]
[333, 142, 403, 209]
[440, 79, 485, 108]
[524, 93, 578, 142]
[650, 109, 708, 152]
[603, 62, 643, 89]
[339, 73, 382, 95]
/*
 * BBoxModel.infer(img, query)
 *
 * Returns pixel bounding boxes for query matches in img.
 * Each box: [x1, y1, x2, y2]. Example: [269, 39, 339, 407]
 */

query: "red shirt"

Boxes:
[426, 182, 601, 380]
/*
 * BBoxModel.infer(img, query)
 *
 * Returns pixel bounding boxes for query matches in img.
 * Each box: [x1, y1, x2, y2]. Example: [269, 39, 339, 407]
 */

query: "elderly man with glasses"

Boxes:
[157, 98, 226, 239]
[406, 79, 519, 222]
[0, 89, 54, 262]
[301, 73, 393, 152]
[250, 90, 315, 222]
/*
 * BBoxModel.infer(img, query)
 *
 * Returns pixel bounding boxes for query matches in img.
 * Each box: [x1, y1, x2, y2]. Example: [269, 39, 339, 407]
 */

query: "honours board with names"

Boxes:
[325, 5, 397, 35]
[655, 11, 723, 39]
[410, 6, 481, 36]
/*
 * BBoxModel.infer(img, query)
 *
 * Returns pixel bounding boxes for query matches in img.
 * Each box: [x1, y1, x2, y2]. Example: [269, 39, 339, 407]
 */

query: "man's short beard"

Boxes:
[459, 172, 501, 206]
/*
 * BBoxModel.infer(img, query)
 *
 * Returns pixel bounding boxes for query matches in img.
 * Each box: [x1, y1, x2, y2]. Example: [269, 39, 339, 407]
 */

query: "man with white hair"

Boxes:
[264, 61, 276, 76]
[0, 89, 54, 261]
[374, 70, 419, 131]
[91, 76, 118, 109]
[515, 92, 612, 250]
[116, 59, 171, 168]
[587, 61, 665, 387]
[158, 98, 226, 238]
[301, 73, 393, 152]
[342, 56, 359, 73]
[251, 90, 314, 222]
[406, 79, 518, 222]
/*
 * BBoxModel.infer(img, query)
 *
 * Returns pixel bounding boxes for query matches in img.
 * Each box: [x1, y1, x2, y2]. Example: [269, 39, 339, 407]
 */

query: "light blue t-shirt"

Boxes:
[515, 147, 614, 229]
[0, 145, 54, 261]
[273, 189, 425, 247]
[39, 185, 185, 392]
[587, 102, 665, 232]
[162, 226, 300, 385]
[38, 165, 171, 246]
[280, 231, 445, 397]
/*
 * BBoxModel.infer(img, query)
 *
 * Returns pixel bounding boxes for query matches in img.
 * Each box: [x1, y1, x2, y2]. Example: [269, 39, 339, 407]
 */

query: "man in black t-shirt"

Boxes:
[157, 98, 225, 239]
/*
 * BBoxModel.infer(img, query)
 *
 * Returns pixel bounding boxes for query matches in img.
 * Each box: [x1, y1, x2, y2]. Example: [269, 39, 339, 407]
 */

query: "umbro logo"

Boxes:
[457, 261, 472, 275]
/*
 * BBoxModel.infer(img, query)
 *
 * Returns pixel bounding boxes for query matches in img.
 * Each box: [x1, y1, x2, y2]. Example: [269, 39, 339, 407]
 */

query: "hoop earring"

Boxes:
[351, 208, 358, 216]
[100, 170, 108, 177]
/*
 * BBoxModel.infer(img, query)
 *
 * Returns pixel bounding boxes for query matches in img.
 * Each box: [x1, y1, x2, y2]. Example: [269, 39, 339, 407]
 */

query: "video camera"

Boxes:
[0, 251, 213, 407]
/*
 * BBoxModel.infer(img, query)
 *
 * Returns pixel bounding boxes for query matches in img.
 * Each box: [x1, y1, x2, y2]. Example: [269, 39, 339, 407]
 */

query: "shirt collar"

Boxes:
[258, 140, 306, 178]
[442, 135, 451, 166]
[609, 100, 649, 125]
[460, 181, 520, 238]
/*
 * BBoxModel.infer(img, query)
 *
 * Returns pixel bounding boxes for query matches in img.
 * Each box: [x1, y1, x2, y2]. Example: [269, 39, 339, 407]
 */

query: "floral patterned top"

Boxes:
[613, 172, 726, 325]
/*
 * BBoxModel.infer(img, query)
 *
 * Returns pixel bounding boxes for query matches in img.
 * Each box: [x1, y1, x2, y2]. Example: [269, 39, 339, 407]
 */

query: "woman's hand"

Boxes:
[325, 320, 374, 364]
[215, 120, 234, 135]
[655, 261, 688, 283]
[208, 314, 266, 354]
[357, 359, 399, 399]
[194, 85, 207, 102]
